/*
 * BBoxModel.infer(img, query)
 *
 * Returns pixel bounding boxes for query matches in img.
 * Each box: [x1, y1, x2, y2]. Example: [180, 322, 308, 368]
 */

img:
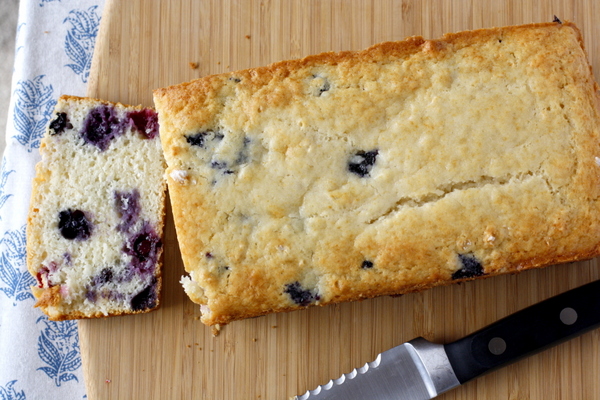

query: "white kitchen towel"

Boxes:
[0, 1, 105, 399]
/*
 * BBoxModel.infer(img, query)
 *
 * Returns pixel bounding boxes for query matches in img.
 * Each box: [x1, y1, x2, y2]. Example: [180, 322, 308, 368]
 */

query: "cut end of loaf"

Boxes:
[27, 95, 167, 320]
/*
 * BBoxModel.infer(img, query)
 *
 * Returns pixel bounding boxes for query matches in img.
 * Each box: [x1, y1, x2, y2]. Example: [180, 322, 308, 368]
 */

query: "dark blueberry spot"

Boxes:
[361, 260, 374, 269]
[229, 77, 242, 83]
[211, 160, 229, 170]
[49, 112, 73, 135]
[130, 279, 158, 311]
[93, 268, 113, 286]
[124, 223, 162, 274]
[80, 105, 123, 151]
[348, 149, 379, 177]
[205, 252, 214, 259]
[127, 109, 159, 139]
[185, 130, 223, 148]
[284, 281, 319, 306]
[452, 254, 484, 280]
[211, 159, 236, 175]
[318, 81, 330, 96]
[135, 235, 154, 259]
[553, 15, 562, 24]
[114, 190, 141, 232]
[185, 132, 206, 147]
[58, 209, 92, 240]
[86, 267, 117, 302]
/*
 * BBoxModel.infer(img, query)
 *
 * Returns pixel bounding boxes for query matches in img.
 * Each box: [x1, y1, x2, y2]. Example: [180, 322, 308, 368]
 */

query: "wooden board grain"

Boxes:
[80, 1, 600, 399]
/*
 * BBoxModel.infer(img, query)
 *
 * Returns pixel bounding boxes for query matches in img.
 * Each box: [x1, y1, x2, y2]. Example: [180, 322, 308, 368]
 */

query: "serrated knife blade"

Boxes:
[294, 279, 600, 400]
[295, 338, 459, 400]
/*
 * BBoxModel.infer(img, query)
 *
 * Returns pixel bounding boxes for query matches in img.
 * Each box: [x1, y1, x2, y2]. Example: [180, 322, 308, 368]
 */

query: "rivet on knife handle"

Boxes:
[294, 279, 600, 400]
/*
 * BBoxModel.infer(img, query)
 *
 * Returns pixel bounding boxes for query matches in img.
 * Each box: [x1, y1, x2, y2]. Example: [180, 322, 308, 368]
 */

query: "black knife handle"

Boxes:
[444, 279, 600, 384]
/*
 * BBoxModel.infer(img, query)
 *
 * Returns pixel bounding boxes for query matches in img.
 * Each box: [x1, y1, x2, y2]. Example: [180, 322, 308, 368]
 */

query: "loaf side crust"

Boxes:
[155, 22, 600, 326]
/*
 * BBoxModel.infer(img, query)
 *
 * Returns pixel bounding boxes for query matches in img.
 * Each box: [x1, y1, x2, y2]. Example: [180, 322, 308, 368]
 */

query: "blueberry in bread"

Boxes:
[27, 95, 167, 320]
[154, 22, 600, 326]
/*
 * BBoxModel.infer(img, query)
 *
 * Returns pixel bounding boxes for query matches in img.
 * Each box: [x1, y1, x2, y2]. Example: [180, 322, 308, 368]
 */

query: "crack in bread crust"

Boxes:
[365, 172, 545, 224]
[154, 22, 600, 326]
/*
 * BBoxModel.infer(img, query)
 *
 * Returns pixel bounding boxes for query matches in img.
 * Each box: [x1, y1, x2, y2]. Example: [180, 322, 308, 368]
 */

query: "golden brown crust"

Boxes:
[155, 21, 600, 326]
[154, 22, 582, 111]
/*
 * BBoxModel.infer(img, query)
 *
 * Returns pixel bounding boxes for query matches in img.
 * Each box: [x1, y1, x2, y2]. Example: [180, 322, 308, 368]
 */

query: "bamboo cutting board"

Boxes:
[80, 1, 600, 399]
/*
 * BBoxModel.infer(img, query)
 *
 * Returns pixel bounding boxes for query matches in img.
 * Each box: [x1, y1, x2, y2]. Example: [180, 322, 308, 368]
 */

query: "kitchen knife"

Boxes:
[294, 279, 600, 400]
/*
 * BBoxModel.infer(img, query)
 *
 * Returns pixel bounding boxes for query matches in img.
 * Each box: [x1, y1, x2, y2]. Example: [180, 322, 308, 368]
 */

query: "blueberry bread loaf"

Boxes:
[27, 95, 167, 320]
[154, 22, 600, 326]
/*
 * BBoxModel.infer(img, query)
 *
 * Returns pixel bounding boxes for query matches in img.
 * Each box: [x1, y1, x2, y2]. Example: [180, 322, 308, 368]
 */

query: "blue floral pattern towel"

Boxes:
[0, 1, 105, 398]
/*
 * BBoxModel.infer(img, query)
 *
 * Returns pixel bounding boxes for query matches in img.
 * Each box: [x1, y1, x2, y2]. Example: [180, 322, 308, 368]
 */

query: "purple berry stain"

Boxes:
[124, 222, 162, 274]
[284, 281, 319, 306]
[452, 254, 484, 280]
[93, 268, 113, 286]
[127, 109, 159, 139]
[131, 278, 158, 311]
[58, 209, 92, 240]
[80, 104, 123, 151]
[36, 266, 50, 288]
[85, 290, 97, 303]
[49, 112, 73, 135]
[114, 189, 141, 232]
